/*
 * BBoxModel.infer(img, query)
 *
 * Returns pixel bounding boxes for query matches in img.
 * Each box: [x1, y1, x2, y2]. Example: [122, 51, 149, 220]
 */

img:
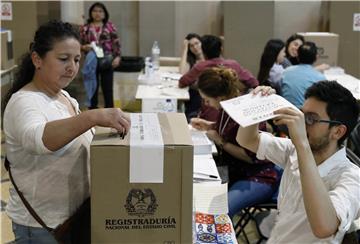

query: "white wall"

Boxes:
[224, 1, 325, 76]
[274, 1, 323, 40]
[139, 1, 222, 57]
[139, 2, 176, 57]
[174, 1, 222, 56]
[61, 1, 84, 25]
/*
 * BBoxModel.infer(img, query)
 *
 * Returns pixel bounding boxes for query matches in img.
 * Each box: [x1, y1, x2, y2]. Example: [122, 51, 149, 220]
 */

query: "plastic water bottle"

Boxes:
[151, 41, 160, 70]
[164, 99, 175, 112]
[144, 56, 153, 79]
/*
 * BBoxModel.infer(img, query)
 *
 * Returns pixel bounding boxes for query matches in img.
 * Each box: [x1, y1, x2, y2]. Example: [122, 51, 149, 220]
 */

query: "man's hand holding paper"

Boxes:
[220, 87, 299, 127]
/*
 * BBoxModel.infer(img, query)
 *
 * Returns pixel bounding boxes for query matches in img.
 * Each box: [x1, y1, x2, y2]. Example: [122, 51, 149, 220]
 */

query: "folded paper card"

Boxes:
[220, 93, 298, 127]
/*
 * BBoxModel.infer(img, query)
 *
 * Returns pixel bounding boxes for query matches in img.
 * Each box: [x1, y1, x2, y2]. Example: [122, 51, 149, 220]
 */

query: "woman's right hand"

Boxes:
[179, 39, 190, 74]
[91, 108, 131, 135]
[182, 39, 189, 52]
[190, 117, 215, 131]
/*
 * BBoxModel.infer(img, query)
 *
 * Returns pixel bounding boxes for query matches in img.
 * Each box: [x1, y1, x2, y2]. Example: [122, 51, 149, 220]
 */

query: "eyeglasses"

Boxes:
[304, 113, 342, 126]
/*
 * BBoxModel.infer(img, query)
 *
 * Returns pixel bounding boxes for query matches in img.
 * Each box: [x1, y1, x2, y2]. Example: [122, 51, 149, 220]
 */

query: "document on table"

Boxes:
[193, 154, 221, 182]
[190, 130, 213, 155]
[193, 182, 228, 214]
[220, 93, 298, 127]
[160, 71, 182, 81]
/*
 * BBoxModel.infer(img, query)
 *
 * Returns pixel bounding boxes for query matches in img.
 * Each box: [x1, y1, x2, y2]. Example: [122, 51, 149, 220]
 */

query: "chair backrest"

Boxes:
[347, 121, 360, 158]
[346, 147, 360, 168]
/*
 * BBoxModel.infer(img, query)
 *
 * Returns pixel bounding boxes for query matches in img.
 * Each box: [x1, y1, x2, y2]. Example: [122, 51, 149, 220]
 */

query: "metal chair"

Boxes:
[347, 120, 360, 158]
[343, 147, 360, 244]
[346, 147, 360, 167]
[234, 201, 277, 244]
[233, 166, 282, 244]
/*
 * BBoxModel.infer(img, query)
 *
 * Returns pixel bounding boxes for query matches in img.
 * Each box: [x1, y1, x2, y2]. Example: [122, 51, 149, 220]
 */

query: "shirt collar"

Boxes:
[317, 147, 347, 177]
[288, 147, 347, 178]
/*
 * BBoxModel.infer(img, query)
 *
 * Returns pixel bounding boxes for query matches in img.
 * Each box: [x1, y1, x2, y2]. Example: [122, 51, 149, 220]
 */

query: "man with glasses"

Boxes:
[236, 81, 360, 243]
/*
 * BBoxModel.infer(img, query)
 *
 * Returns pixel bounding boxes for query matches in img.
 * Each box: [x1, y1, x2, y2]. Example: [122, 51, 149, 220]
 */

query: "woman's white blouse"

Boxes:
[3, 89, 93, 228]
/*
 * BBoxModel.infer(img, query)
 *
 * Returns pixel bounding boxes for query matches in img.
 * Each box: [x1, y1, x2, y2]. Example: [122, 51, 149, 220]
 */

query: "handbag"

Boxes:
[97, 54, 114, 71]
[4, 157, 90, 244]
[115, 56, 145, 72]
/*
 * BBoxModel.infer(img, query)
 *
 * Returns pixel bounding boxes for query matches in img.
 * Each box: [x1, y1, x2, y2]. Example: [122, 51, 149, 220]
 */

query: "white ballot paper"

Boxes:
[220, 93, 298, 127]
[193, 183, 228, 214]
[193, 154, 221, 182]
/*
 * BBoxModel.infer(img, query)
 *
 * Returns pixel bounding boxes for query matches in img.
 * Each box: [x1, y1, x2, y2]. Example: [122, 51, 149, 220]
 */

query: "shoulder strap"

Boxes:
[5, 157, 53, 232]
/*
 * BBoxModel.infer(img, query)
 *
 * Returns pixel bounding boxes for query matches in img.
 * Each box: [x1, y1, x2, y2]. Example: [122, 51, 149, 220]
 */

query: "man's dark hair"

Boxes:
[298, 41, 318, 64]
[305, 80, 360, 146]
[201, 35, 222, 59]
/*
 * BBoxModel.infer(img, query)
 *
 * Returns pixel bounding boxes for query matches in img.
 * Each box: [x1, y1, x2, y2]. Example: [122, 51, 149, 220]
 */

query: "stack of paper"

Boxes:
[191, 130, 213, 155]
[193, 154, 221, 183]
[193, 184, 237, 243]
[193, 183, 228, 214]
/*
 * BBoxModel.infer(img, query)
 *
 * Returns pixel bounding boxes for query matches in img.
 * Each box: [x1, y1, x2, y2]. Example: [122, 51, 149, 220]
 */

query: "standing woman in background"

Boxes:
[257, 39, 286, 94]
[179, 33, 205, 74]
[80, 2, 121, 109]
[2, 20, 130, 243]
[282, 33, 304, 68]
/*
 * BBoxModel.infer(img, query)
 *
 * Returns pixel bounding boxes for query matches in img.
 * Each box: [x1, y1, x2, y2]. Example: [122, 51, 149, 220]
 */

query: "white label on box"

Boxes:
[129, 113, 164, 183]
[354, 13, 360, 31]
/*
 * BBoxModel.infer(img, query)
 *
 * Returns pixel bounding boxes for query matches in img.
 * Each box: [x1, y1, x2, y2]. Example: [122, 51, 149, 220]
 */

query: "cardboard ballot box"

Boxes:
[91, 113, 193, 243]
[298, 32, 339, 66]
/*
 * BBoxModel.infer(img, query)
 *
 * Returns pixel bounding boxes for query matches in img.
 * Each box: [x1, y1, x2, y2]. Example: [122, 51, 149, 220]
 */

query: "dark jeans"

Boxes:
[228, 180, 275, 218]
[12, 222, 61, 244]
[90, 68, 114, 109]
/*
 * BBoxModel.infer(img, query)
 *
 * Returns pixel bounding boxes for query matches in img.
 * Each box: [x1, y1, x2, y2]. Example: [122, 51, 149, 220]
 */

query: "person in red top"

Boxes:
[80, 2, 121, 109]
[179, 35, 258, 121]
[191, 67, 280, 218]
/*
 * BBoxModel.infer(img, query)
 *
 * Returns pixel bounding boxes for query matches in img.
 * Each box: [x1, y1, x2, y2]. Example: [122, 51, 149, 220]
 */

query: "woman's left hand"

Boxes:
[112, 56, 121, 68]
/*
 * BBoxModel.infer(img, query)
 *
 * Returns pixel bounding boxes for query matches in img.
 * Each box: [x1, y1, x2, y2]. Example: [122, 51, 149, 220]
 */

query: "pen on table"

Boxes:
[194, 172, 219, 179]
